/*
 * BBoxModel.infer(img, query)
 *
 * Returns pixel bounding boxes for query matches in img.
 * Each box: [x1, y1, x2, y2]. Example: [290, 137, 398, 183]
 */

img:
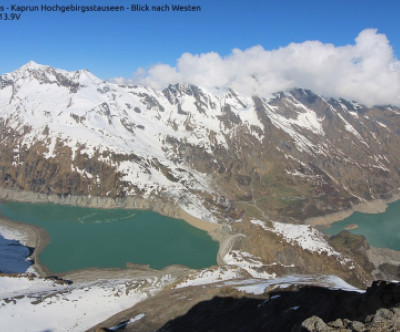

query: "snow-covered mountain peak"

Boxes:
[20, 60, 44, 71]
[73, 69, 104, 86]
[0, 62, 104, 91]
[11, 61, 61, 77]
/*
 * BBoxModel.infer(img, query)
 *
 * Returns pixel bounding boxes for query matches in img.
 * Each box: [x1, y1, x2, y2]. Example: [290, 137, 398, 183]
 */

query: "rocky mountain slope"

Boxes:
[1, 62, 400, 286]
[1, 61, 400, 223]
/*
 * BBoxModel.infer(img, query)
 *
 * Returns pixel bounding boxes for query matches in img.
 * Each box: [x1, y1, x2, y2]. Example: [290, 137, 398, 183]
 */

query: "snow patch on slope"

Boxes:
[234, 275, 363, 295]
[223, 250, 276, 279]
[335, 111, 368, 146]
[262, 102, 325, 154]
[0, 274, 173, 332]
[250, 219, 340, 257]
[175, 266, 244, 288]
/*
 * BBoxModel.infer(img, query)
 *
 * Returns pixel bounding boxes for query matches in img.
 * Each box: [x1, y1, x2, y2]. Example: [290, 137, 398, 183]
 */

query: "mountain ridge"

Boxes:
[1, 62, 400, 286]
[1, 62, 399, 223]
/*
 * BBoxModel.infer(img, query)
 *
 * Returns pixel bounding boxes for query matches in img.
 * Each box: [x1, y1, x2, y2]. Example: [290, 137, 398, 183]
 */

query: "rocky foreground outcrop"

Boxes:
[156, 281, 400, 332]
[302, 307, 400, 332]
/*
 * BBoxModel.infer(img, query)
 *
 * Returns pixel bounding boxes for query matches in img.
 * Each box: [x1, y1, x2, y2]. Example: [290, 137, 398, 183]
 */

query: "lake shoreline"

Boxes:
[0, 187, 221, 233]
[305, 192, 400, 229]
[2, 187, 399, 280]
[0, 212, 204, 281]
[0, 188, 224, 279]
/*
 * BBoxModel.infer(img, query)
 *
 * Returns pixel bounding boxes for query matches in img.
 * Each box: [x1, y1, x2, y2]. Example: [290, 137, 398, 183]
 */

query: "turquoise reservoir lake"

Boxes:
[0, 201, 219, 273]
[323, 200, 400, 251]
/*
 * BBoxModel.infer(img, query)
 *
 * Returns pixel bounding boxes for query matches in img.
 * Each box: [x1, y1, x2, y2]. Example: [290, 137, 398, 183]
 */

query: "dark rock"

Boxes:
[157, 281, 400, 332]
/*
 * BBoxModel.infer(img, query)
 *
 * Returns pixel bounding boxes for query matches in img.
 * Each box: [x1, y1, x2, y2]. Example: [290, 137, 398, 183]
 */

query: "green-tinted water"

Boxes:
[323, 200, 400, 250]
[0, 201, 219, 273]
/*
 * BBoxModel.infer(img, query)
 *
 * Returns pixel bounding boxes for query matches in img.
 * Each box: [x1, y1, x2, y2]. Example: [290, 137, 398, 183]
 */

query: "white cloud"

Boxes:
[117, 29, 400, 106]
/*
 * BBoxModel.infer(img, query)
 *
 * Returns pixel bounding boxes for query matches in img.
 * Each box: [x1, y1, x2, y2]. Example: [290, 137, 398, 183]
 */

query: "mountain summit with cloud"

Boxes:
[113, 29, 400, 107]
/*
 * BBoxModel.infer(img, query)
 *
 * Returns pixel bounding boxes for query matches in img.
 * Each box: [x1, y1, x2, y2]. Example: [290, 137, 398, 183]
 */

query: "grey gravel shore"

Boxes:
[305, 193, 400, 228]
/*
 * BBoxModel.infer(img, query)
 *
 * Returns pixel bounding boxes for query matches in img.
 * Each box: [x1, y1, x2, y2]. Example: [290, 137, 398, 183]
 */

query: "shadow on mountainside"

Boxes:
[157, 281, 400, 332]
[0, 234, 34, 273]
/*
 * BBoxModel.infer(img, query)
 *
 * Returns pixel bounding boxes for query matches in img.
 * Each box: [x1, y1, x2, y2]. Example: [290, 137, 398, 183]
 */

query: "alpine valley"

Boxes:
[1, 61, 400, 331]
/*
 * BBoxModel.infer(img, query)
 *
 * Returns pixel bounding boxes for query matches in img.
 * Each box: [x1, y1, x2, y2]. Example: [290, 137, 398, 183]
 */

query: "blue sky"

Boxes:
[2, 0, 399, 80]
